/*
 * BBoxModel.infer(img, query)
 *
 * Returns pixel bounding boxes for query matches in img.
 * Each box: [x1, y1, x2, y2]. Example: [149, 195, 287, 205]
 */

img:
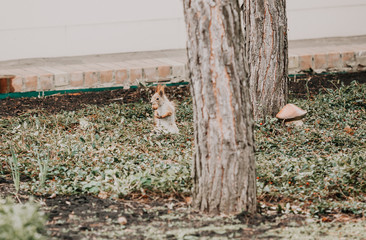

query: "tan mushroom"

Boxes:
[276, 104, 307, 126]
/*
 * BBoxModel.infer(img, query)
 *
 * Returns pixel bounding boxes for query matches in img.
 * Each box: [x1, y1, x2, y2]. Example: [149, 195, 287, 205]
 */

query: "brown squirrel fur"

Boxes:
[150, 85, 179, 134]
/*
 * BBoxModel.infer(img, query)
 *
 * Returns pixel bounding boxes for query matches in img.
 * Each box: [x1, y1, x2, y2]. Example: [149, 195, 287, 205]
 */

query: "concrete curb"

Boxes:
[1, 36, 366, 95]
[0, 58, 189, 94]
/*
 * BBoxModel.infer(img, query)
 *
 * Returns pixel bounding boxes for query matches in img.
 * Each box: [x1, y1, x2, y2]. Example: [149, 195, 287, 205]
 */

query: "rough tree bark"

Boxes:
[242, 0, 288, 119]
[183, 0, 256, 214]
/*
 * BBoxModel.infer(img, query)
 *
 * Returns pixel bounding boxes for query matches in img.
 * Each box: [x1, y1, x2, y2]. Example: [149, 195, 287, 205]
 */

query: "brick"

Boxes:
[23, 68, 54, 92]
[288, 55, 299, 69]
[143, 67, 158, 82]
[115, 69, 128, 86]
[54, 74, 69, 87]
[327, 52, 341, 69]
[129, 68, 142, 85]
[84, 71, 99, 88]
[358, 50, 366, 56]
[299, 55, 313, 70]
[24, 75, 38, 92]
[314, 54, 327, 69]
[0, 76, 11, 93]
[100, 70, 114, 85]
[356, 51, 366, 66]
[158, 66, 171, 79]
[39, 74, 54, 91]
[172, 64, 186, 75]
[356, 56, 366, 66]
[172, 65, 187, 82]
[39, 67, 69, 88]
[70, 72, 84, 88]
[10, 76, 24, 92]
[341, 52, 356, 67]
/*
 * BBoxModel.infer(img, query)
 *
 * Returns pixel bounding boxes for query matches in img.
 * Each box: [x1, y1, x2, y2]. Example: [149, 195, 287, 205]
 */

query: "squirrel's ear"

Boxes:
[156, 84, 161, 92]
[159, 85, 165, 96]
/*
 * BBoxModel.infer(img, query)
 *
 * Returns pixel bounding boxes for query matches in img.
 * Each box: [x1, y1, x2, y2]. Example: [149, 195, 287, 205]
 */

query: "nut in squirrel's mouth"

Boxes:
[152, 104, 158, 110]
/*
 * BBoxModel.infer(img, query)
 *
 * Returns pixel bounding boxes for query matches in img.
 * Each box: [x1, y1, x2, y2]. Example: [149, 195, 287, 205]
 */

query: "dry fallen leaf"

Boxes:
[184, 196, 192, 205]
[321, 216, 332, 222]
[98, 191, 108, 199]
[90, 222, 104, 228]
[344, 125, 354, 135]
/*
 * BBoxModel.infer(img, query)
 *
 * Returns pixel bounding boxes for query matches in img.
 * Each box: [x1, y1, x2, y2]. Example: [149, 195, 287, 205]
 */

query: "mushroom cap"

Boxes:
[276, 104, 307, 120]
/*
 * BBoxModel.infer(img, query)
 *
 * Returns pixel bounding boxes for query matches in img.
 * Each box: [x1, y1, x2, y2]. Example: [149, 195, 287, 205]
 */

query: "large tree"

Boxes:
[183, 0, 256, 214]
[242, 0, 288, 119]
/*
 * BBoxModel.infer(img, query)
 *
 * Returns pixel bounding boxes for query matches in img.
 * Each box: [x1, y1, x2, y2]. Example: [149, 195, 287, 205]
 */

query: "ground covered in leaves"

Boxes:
[0, 72, 366, 239]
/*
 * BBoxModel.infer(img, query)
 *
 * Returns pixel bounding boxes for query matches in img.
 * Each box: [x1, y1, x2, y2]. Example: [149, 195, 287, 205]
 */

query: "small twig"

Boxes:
[305, 76, 312, 100]
[15, 193, 22, 204]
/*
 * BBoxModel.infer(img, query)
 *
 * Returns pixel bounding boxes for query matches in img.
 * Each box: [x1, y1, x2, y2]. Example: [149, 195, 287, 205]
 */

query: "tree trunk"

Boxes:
[243, 0, 288, 120]
[183, 0, 256, 214]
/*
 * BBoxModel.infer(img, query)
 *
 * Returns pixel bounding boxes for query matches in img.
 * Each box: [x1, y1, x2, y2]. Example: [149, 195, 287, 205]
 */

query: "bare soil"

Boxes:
[0, 179, 287, 240]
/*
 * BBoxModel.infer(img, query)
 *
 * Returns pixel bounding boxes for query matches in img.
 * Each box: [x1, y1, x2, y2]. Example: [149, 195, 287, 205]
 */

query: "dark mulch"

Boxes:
[1, 71, 365, 117]
[0, 181, 286, 240]
[0, 85, 190, 117]
[289, 70, 366, 98]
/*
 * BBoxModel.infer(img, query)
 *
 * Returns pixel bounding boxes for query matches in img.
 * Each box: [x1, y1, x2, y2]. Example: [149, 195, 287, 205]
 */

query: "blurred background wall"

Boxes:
[1, 0, 366, 61]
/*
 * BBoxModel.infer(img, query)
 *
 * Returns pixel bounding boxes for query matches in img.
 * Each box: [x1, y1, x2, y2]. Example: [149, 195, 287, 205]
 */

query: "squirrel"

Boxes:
[150, 85, 179, 134]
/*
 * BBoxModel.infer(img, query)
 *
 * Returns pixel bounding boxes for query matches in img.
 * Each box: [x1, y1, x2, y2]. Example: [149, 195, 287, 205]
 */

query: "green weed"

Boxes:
[0, 82, 365, 217]
[0, 198, 46, 240]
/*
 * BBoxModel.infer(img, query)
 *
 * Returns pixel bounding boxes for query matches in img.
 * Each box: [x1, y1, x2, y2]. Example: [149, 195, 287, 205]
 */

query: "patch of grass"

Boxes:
[256, 81, 366, 216]
[0, 198, 46, 240]
[0, 82, 365, 218]
[0, 98, 194, 199]
[7, 148, 20, 194]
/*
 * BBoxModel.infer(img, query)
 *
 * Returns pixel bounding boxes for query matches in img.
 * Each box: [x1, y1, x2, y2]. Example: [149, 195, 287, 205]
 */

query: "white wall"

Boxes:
[287, 0, 366, 40]
[1, 0, 366, 61]
[0, 0, 186, 61]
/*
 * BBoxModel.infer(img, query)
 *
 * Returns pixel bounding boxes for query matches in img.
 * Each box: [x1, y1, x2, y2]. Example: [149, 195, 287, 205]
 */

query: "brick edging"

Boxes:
[289, 50, 366, 74]
[1, 49, 366, 95]
[0, 59, 188, 94]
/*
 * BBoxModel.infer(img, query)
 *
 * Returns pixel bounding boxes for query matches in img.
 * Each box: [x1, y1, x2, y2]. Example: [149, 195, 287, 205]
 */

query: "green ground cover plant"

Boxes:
[0, 81, 365, 221]
[256, 81, 365, 216]
[0, 97, 194, 199]
[6, 148, 20, 194]
[0, 198, 46, 240]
